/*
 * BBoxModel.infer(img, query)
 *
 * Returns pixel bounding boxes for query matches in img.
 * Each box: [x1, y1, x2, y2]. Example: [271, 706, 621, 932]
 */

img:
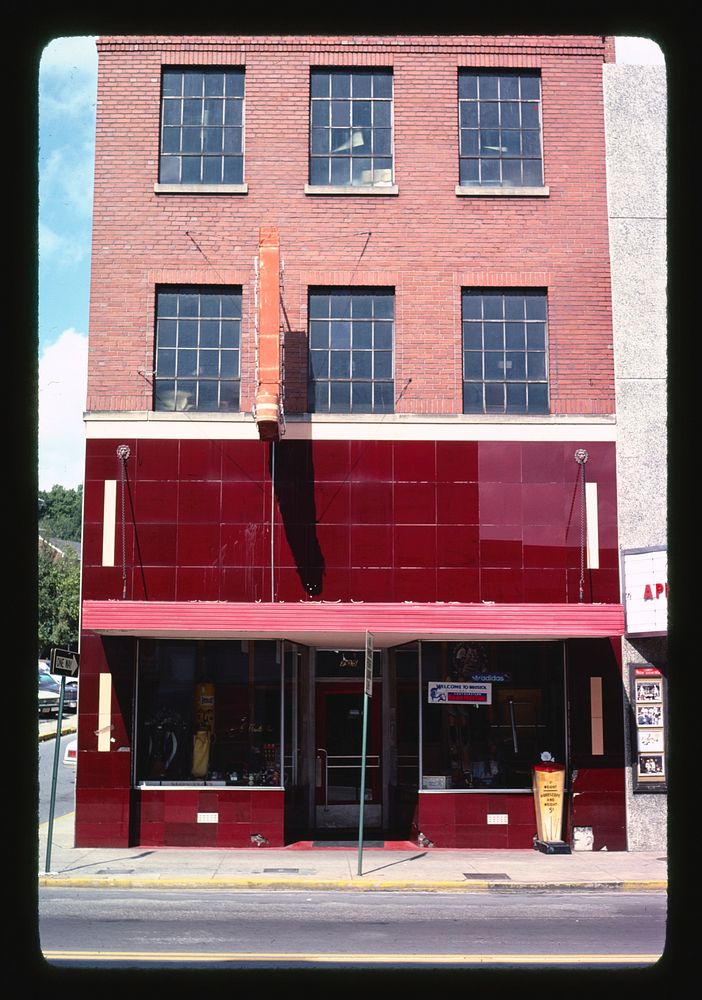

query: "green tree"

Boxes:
[38, 485, 83, 541]
[38, 544, 80, 657]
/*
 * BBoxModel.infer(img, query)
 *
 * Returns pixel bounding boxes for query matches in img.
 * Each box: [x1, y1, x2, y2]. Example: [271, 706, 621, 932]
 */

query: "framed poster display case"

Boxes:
[630, 664, 667, 793]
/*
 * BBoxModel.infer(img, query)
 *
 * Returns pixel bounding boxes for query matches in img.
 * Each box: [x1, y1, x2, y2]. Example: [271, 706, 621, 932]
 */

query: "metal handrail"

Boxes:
[316, 750, 381, 807]
[326, 755, 380, 769]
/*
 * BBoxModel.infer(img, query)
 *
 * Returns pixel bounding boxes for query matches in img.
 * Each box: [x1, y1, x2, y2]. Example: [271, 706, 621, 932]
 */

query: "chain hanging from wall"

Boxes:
[574, 448, 589, 603]
[117, 444, 131, 599]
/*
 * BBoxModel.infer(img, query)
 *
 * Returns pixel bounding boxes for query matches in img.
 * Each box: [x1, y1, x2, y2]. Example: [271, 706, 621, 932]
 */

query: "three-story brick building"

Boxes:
[77, 34, 628, 850]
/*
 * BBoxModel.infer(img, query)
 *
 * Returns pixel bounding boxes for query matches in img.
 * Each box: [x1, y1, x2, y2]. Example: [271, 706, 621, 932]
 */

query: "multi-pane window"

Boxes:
[309, 70, 393, 187]
[458, 71, 543, 187]
[462, 290, 549, 414]
[159, 69, 244, 184]
[308, 289, 394, 413]
[154, 287, 241, 412]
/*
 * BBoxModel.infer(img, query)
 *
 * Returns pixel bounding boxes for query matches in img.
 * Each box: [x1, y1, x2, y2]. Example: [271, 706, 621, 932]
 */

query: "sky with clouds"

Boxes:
[36, 34, 665, 492]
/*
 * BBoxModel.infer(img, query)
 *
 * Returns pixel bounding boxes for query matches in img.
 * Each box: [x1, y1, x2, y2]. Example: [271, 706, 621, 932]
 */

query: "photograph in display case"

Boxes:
[636, 703, 663, 728]
[638, 753, 665, 779]
[637, 728, 665, 753]
[635, 678, 662, 702]
[630, 664, 667, 792]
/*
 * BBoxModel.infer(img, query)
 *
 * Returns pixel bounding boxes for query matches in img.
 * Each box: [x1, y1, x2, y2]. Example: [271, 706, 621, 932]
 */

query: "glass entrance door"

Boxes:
[315, 681, 382, 830]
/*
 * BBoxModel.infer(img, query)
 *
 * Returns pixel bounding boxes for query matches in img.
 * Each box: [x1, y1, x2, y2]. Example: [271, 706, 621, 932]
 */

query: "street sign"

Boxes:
[364, 631, 374, 698]
[51, 648, 80, 677]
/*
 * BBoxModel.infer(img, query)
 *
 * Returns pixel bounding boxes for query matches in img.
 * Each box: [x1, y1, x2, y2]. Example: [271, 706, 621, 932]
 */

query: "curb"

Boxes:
[39, 725, 77, 743]
[37, 875, 668, 892]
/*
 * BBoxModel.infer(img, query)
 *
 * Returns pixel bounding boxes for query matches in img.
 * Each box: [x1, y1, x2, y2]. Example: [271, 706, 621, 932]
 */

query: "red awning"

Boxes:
[82, 600, 624, 648]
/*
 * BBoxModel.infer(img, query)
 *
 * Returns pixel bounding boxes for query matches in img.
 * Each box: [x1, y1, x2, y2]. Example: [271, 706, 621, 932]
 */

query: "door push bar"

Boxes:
[316, 749, 381, 808]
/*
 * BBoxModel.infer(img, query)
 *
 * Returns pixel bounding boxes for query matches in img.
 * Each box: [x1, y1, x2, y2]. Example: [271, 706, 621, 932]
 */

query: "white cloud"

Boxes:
[39, 39, 98, 143]
[615, 37, 665, 65]
[38, 329, 88, 490]
[40, 36, 98, 74]
[40, 143, 95, 223]
[39, 220, 89, 269]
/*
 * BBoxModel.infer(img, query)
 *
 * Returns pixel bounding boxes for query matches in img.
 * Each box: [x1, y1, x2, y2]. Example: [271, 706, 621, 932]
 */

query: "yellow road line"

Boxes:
[42, 950, 662, 965]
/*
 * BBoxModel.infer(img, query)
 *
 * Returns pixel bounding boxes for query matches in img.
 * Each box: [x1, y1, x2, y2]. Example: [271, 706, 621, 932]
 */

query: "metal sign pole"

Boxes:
[357, 632, 374, 876]
[357, 689, 369, 876]
[44, 676, 65, 874]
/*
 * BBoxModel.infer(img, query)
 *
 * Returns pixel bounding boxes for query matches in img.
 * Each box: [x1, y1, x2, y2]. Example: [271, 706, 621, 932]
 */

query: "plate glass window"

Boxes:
[154, 287, 241, 412]
[458, 71, 543, 187]
[462, 289, 549, 414]
[421, 641, 565, 791]
[160, 68, 244, 184]
[310, 69, 393, 187]
[308, 289, 394, 413]
[135, 640, 282, 787]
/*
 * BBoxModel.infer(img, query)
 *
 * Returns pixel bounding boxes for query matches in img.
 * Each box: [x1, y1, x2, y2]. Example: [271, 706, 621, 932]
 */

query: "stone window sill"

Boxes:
[154, 183, 248, 195]
[455, 185, 549, 197]
[304, 184, 399, 196]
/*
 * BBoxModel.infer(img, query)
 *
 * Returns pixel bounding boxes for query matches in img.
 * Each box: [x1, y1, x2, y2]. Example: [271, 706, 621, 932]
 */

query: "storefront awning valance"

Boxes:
[82, 600, 625, 648]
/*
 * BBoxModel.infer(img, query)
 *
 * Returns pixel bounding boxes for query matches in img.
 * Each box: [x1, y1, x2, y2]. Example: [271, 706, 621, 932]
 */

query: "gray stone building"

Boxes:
[604, 61, 667, 850]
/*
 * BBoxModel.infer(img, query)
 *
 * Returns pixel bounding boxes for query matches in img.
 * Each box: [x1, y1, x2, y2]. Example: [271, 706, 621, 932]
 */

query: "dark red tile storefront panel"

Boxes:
[83, 438, 619, 606]
[394, 440, 437, 482]
[417, 793, 537, 849]
[131, 790, 285, 848]
[75, 780, 132, 847]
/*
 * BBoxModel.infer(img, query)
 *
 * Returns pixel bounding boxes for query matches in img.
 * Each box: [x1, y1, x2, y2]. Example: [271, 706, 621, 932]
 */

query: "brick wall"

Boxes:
[87, 35, 614, 415]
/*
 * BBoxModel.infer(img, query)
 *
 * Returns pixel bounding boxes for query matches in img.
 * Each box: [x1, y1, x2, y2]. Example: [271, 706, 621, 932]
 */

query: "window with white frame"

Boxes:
[154, 287, 241, 412]
[308, 289, 394, 413]
[309, 69, 393, 187]
[462, 289, 549, 414]
[458, 71, 543, 187]
[159, 68, 245, 185]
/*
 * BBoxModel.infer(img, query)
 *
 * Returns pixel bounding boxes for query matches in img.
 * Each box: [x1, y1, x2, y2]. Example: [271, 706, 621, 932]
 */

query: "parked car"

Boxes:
[38, 660, 78, 711]
[38, 672, 61, 716]
[63, 740, 77, 767]
[61, 678, 79, 713]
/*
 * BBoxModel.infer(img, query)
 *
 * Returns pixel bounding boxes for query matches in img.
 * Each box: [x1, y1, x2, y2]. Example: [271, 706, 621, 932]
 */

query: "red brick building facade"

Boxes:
[77, 35, 626, 850]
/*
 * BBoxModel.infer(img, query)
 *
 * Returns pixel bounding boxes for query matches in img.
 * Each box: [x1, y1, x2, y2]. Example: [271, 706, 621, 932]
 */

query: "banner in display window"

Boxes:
[428, 681, 492, 705]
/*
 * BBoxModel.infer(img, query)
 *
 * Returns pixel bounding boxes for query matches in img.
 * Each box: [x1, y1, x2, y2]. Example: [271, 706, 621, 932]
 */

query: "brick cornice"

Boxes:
[96, 35, 608, 58]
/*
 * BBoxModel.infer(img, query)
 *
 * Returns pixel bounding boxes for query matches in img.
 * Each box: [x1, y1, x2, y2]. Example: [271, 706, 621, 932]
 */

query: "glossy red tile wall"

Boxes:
[417, 792, 538, 849]
[83, 437, 620, 606]
[132, 790, 285, 848]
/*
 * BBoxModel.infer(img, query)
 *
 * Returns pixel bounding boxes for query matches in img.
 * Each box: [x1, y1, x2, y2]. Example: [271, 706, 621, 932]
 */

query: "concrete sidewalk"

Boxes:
[38, 810, 667, 892]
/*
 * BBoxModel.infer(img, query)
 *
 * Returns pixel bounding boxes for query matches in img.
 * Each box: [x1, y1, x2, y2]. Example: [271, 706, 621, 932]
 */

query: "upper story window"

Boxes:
[308, 289, 394, 413]
[462, 289, 549, 414]
[458, 71, 543, 188]
[159, 69, 244, 185]
[154, 287, 241, 412]
[309, 69, 393, 188]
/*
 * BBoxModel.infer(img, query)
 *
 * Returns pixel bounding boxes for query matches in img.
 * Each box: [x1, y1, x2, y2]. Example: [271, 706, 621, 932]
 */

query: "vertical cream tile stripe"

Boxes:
[585, 481, 599, 569]
[102, 480, 117, 567]
[590, 676, 604, 755]
[97, 673, 112, 752]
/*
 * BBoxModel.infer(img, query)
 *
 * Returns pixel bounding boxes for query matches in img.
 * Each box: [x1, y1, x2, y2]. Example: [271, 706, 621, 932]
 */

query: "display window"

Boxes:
[420, 641, 565, 790]
[394, 645, 421, 792]
[135, 639, 282, 786]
